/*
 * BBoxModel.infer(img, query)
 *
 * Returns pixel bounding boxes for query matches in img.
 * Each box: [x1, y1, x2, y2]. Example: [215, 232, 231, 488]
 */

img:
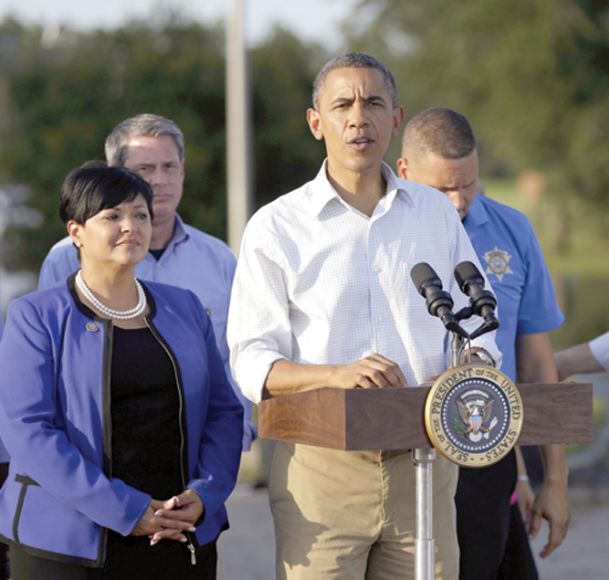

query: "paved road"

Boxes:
[218, 485, 609, 579]
[218, 485, 275, 579]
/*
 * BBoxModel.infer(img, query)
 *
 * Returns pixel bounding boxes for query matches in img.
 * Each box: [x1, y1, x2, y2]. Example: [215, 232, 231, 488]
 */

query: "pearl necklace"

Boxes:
[75, 270, 147, 320]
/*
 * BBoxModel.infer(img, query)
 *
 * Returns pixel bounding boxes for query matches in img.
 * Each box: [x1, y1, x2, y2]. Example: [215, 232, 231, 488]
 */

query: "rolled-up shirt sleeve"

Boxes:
[589, 332, 609, 373]
[228, 218, 290, 404]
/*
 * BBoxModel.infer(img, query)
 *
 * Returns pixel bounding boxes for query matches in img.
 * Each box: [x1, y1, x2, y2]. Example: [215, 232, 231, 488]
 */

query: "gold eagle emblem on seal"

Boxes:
[424, 364, 523, 467]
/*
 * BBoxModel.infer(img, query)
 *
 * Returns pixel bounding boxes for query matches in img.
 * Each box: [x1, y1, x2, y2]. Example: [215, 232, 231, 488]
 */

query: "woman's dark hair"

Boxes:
[59, 161, 154, 224]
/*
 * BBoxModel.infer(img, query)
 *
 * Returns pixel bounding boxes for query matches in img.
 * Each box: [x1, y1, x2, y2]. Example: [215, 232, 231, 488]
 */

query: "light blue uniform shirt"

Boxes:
[463, 194, 564, 380]
[38, 214, 255, 450]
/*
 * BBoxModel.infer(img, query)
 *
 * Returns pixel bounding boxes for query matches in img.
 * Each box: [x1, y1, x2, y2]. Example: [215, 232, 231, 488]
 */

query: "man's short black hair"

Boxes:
[312, 52, 398, 109]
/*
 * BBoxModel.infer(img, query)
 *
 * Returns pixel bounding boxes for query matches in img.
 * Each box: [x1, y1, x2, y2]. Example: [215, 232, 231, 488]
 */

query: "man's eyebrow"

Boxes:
[330, 94, 387, 106]
[331, 96, 354, 105]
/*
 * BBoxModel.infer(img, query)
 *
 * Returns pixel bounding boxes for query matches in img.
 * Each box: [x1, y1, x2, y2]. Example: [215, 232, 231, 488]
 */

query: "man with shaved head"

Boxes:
[398, 107, 570, 579]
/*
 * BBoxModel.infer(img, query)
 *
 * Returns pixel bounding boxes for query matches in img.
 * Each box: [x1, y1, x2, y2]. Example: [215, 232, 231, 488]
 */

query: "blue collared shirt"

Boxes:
[463, 194, 564, 380]
[38, 214, 255, 450]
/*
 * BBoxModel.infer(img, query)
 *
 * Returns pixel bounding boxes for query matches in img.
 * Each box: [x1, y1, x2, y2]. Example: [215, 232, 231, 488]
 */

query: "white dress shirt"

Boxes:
[228, 161, 501, 403]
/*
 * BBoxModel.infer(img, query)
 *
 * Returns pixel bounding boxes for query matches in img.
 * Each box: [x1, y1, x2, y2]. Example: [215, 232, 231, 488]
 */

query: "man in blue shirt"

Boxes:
[397, 108, 570, 579]
[38, 113, 255, 452]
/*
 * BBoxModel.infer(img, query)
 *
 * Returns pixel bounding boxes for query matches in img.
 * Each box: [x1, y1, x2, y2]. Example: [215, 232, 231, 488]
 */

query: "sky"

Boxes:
[0, 0, 356, 49]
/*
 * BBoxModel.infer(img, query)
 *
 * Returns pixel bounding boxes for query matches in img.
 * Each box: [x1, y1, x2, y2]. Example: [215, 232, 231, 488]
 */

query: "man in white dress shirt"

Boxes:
[228, 53, 500, 580]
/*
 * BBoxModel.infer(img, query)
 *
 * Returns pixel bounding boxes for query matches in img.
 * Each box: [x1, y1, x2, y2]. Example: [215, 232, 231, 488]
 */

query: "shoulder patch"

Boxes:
[483, 247, 513, 282]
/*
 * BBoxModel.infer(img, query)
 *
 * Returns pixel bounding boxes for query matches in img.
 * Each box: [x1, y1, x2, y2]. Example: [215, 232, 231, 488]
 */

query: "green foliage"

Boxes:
[0, 17, 328, 271]
[484, 179, 609, 346]
[250, 26, 327, 208]
[351, 0, 609, 214]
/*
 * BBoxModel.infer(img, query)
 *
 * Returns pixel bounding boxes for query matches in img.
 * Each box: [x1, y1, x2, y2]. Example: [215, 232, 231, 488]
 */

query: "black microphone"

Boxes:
[454, 261, 499, 330]
[410, 263, 468, 337]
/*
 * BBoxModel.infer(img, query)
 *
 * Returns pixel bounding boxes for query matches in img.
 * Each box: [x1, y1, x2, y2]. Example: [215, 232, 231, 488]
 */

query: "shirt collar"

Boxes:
[167, 214, 189, 246]
[463, 193, 488, 228]
[308, 160, 411, 218]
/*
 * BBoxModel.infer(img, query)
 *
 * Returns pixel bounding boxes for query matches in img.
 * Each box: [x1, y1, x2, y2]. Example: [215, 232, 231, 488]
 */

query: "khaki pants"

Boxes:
[269, 443, 459, 580]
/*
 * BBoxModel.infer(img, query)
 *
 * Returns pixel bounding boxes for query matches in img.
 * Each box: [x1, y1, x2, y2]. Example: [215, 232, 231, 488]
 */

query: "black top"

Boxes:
[84, 326, 215, 579]
[110, 326, 181, 498]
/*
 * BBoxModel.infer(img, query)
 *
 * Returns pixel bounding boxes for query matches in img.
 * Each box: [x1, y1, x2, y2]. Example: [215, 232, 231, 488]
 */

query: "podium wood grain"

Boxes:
[259, 382, 593, 450]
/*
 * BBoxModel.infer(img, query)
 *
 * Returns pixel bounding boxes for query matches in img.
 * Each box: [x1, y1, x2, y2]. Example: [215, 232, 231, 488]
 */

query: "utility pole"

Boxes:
[226, 0, 253, 254]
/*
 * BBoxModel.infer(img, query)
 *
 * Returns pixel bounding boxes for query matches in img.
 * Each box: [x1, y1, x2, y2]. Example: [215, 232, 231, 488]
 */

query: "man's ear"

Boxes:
[306, 108, 324, 141]
[392, 106, 405, 137]
[396, 156, 409, 180]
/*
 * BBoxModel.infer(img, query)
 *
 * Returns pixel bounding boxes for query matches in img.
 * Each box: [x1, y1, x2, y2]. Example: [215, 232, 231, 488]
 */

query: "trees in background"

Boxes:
[1, 1, 608, 271]
[349, 0, 609, 242]
[0, 16, 325, 270]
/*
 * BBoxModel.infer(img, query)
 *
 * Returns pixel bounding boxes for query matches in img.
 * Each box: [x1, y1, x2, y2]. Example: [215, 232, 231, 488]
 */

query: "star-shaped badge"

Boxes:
[483, 247, 513, 282]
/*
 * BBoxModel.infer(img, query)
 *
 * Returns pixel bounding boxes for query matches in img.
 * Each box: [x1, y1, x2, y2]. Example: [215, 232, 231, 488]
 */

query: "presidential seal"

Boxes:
[424, 364, 523, 467]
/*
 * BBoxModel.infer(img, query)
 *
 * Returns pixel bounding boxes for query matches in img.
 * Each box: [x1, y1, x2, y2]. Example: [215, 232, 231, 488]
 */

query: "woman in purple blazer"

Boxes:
[0, 163, 243, 579]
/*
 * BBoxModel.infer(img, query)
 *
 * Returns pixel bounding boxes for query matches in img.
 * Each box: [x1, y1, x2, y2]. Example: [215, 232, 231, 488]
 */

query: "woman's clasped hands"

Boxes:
[132, 489, 204, 546]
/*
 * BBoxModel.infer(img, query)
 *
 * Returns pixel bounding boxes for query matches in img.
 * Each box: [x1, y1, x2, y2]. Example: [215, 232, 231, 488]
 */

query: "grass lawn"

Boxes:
[483, 178, 609, 277]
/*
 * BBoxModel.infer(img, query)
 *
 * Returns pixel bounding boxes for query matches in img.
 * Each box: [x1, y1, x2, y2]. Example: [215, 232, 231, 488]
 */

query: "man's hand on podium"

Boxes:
[329, 354, 408, 389]
[263, 354, 407, 397]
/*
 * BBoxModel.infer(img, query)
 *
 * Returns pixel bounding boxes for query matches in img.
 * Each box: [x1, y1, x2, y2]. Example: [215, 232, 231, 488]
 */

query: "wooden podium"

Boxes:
[259, 380, 592, 579]
[259, 382, 594, 450]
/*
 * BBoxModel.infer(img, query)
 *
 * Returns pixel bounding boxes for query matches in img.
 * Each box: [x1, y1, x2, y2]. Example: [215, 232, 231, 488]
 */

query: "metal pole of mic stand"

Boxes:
[412, 332, 464, 580]
[413, 447, 436, 580]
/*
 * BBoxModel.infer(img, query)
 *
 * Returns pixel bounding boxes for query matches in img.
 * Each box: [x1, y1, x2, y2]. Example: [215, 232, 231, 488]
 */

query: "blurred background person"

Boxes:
[38, 113, 255, 453]
[0, 163, 243, 579]
[556, 333, 609, 379]
[398, 107, 569, 580]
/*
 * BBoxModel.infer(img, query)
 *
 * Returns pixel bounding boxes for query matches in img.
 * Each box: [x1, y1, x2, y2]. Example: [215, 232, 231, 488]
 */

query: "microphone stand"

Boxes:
[412, 326, 468, 580]
[413, 296, 487, 579]
[412, 447, 436, 580]
[409, 262, 497, 580]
